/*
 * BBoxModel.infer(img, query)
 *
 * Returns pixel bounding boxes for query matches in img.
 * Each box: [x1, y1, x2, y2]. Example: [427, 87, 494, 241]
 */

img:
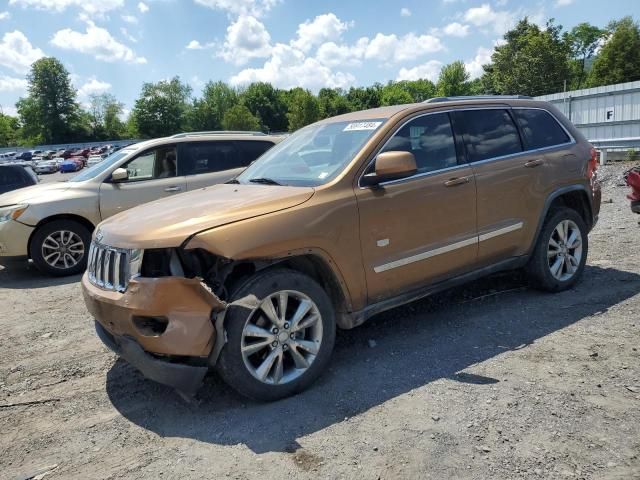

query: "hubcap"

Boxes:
[41, 230, 85, 270]
[241, 290, 323, 385]
[547, 219, 582, 281]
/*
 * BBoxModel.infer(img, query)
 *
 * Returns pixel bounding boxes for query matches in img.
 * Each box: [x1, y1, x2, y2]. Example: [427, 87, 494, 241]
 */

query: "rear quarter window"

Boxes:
[514, 109, 571, 150]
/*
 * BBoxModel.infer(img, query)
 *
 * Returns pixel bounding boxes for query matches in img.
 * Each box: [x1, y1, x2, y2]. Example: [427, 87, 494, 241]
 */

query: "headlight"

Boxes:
[0, 204, 28, 223]
[129, 248, 144, 279]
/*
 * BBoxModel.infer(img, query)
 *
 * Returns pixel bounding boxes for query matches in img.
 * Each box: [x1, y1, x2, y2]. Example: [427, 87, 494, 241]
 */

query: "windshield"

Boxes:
[236, 119, 386, 187]
[69, 150, 134, 182]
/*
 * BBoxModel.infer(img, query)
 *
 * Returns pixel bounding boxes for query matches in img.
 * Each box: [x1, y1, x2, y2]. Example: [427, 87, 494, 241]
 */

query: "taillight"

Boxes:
[587, 146, 598, 179]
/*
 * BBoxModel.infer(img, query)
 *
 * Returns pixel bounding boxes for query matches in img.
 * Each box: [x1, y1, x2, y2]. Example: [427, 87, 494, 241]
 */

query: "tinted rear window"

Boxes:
[0, 166, 23, 185]
[514, 108, 571, 150]
[237, 141, 275, 167]
[457, 109, 522, 162]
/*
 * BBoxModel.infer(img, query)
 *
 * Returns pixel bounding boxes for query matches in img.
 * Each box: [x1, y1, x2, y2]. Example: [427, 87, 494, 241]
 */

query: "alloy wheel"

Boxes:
[241, 290, 323, 385]
[547, 219, 583, 281]
[41, 230, 85, 270]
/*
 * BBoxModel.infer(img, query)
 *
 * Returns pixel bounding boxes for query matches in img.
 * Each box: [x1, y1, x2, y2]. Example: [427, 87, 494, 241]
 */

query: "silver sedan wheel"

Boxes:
[547, 219, 583, 281]
[241, 290, 323, 386]
[41, 230, 85, 270]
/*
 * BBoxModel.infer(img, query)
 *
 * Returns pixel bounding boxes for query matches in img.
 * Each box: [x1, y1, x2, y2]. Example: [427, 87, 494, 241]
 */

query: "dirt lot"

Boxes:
[1, 163, 639, 480]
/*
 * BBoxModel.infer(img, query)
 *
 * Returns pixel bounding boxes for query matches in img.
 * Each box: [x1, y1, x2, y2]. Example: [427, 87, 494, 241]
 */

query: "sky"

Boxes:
[0, 0, 637, 117]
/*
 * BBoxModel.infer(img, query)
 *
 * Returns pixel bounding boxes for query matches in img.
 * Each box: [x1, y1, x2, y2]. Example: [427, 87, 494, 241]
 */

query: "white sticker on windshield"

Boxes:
[343, 121, 382, 132]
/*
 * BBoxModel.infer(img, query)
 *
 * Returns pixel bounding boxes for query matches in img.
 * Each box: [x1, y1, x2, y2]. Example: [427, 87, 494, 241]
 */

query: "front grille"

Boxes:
[87, 241, 130, 292]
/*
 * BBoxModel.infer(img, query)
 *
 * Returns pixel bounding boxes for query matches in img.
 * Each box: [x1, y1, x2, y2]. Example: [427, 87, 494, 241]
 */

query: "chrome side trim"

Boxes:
[373, 221, 524, 273]
[374, 236, 478, 273]
[478, 222, 523, 242]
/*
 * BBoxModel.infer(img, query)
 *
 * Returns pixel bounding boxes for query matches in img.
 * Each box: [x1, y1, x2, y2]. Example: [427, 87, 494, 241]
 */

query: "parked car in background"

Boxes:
[15, 151, 33, 162]
[0, 132, 282, 275]
[81, 97, 601, 400]
[87, 155, 104, 167]
[0, 164, 38, 194]
[34, 159, 60, 174]
[60, 158, 83, 173]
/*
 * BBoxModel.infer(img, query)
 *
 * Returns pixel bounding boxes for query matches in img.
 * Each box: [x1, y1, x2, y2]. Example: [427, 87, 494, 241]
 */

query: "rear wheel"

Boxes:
[30, 219, 91, 276]
[526, 207, 588, 292]
[217, 269, 336, 401]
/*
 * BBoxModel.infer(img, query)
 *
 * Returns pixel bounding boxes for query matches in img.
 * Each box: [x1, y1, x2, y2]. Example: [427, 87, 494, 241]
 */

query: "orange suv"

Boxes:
[82, 96, 601, 401]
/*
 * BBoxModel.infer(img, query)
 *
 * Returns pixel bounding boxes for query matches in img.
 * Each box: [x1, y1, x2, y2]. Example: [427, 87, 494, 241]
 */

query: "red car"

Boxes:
[624, 166, 640, 214]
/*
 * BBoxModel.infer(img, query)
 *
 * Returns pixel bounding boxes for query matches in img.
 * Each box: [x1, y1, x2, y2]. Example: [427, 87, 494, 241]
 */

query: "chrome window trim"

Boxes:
[373, 221, 524, 273]
[358, 106, 576, 189]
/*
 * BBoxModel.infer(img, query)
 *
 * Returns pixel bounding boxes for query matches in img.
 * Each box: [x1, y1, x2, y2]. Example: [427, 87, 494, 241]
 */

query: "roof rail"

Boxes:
[170, 130, 266, 138]
[423, 95, 533, 103]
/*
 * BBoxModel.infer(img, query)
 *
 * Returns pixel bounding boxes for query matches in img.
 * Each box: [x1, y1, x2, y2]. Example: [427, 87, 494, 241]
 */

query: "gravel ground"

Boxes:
[1, 163, 639, 480]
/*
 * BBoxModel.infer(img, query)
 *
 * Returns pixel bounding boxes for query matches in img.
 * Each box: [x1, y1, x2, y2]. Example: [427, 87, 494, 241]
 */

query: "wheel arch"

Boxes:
[28, 214, 95, 258]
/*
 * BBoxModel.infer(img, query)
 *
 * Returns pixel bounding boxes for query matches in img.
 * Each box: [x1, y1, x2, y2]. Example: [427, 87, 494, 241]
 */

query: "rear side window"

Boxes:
[456, 109, 522, 162]
[514, 108, 570, 150]
[237, 141, 275, 167]
[182, 141, 242, 175]
[379, 112, 458, 174]
[0, 167, 22, 185]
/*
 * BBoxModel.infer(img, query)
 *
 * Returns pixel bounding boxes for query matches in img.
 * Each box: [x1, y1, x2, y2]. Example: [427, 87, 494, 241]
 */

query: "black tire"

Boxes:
[217, 268, 336, 401]
[30, 219, 92, 276]
[526, 207, 588, 292]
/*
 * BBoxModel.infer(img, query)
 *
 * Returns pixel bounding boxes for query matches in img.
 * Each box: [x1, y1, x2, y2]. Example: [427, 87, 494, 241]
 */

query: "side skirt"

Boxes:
[345, 256, 529, 329]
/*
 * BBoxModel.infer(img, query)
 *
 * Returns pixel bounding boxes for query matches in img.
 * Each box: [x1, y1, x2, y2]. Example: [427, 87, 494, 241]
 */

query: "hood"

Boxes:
[0, 181, 71, 206]
[97, 183, 315, 249]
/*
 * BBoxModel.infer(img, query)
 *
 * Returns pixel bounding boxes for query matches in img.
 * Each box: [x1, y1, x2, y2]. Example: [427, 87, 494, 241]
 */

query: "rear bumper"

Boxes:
[0, 220, 33, 257]
[94, 320, 208, 394]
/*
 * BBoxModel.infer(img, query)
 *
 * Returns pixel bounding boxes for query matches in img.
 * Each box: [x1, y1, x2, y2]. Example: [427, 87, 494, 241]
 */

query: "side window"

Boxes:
[237, 141, 275, 167]
[0, 167, 21, 185]
[457, 109, 522, 162]
[122, 146, 177, 182]
[514, 109, 570, 150]
[379, 113, 458, 174]
[181, 141, 241, 175]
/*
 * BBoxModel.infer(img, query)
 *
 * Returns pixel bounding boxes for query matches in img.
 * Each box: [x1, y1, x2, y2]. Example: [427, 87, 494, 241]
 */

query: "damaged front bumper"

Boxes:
[82, 273, 227, 394]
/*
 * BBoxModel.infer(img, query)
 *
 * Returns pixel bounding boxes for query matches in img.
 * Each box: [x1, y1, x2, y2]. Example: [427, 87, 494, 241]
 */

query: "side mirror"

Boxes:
[362, 151, 417, 186]
[111, 167, 128, 182]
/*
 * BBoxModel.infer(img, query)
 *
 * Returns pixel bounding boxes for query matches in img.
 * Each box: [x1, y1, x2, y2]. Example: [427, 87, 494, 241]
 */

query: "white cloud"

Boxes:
[364, 32, 443, 63]
[464, 46, 493, 79]
[496, 0, 508, 5]
[121, 14, 138, 24]
[193, 0, 280, 17]
[442, 22, 470, 37]
[51, 21, 146, 64]
[77, 77, 111, 98]
[186, 40, 204, 49]
[2, 105, 18, 116]
[396, 60, 443, 82]
[463, 3, 516, 35]
[120, 27, 137, 43]
[0, 11, 10, 19]
[230, 43, 354, 91]
[218, 15, 272, 65]
[138, 1, 149, 13]
[0, 75, 28, 92]
[291, 13, 351, 53]
[9, 0, 124, 15]
[0, 31, 45, 74]
[400, 7, 411, 17]
[316, 39, 367, 68]
[555, 0, 573, 6]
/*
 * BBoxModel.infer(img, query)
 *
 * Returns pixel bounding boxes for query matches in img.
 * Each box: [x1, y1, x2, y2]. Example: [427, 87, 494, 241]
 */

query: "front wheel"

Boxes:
[30, 219, 91, 276]
[526, 207, 588, 292]
[216, 269, 336, 401]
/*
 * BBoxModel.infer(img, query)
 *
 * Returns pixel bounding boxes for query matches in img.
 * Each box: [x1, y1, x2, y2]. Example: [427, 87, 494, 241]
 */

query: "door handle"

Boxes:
[444, 176, 470, 187]
[524, 158, 544, 168]
[164, 186, 182, 192]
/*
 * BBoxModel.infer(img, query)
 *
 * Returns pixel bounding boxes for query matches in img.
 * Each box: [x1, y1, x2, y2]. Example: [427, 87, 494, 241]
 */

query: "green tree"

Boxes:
[565, 22, 604, 89]
[0, 113, 20, 147]
[87, 93, 125, 139]
[398, 80, 437, 102]
[239, 82, 287, 132]
[131, 77, 192, 138]
[485, 19, 571, 96]
[222, 104, 261, 131]
[286, 88, 320, 131]
[188, 81, 238, 131]
[318, 88, 352, 118]
[17, 57, 79, 144]
[436, 61, 471, 96]
[380, 82, 414, 106]
[346, 85, 382, 111]
[588, 17, 640, 87]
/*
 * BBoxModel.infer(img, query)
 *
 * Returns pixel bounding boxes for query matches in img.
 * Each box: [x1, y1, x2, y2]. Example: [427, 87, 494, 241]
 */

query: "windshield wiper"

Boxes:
[248, 177, 282, 185]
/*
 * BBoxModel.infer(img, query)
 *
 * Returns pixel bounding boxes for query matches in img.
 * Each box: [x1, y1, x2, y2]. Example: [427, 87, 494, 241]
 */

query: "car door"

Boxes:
[355, 111, 478, 304]
[99, 144, 186, 220]
[452, 108, 533, 266]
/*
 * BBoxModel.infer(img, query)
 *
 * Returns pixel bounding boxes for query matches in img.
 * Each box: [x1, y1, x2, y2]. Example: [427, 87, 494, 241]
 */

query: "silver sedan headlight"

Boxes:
[0, 204, 28, 224]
